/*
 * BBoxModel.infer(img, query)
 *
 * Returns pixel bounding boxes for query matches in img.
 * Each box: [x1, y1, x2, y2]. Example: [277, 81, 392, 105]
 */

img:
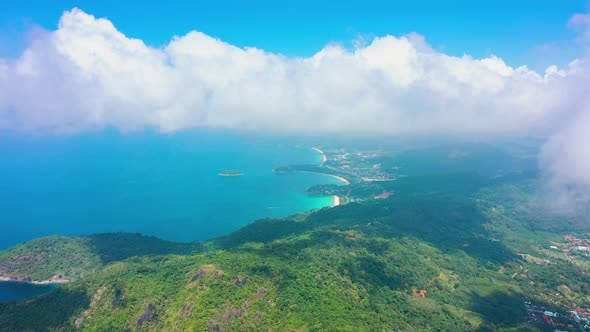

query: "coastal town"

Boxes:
[316, 147, 396, 183]
[562, 235, 590, 263]
[513, 234, 590, 331]
[299, 147, 590, 331]
[275, 146, 399, 204]
[524, 298, 590, 331]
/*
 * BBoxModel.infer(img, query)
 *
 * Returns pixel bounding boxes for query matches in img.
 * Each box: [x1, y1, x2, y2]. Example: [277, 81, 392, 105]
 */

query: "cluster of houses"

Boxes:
[525, 299, 590, 331]
[569, 307, 590, 328]
[324, 149, 395, 182]
[564, 235, 590, 254]
[554, 235, 590, 263]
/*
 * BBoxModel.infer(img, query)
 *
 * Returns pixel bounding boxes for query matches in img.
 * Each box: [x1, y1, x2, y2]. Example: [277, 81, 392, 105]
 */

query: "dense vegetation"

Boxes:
[0, 233, 201, 282]
[0, 143, 588, 331]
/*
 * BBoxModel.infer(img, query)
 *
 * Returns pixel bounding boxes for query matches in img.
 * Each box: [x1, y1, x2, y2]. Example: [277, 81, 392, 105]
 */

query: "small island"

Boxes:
[218, 170, 244, 177]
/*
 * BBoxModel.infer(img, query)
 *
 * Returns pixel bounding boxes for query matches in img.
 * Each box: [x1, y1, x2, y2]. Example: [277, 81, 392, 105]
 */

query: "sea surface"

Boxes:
[0, 129, 342, 302]
[0, 282, 60, 303]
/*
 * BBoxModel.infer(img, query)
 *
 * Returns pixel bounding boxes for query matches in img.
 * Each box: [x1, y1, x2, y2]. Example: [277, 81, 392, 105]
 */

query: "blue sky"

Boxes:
[0, 0, 587, 70]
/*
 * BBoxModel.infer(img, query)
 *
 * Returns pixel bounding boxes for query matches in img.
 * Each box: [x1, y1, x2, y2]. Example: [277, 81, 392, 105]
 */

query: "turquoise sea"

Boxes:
[0, 130, 342, 302]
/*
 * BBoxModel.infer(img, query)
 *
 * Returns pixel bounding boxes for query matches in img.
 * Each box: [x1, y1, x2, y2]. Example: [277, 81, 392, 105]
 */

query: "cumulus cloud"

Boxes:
[1, 8, 590, 216]
[539, 87, 590, 216]
[0, 8, 583, 136]
[533, 9, 590, 216]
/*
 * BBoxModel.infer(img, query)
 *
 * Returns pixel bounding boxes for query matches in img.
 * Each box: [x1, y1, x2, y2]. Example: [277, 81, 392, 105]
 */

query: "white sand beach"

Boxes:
[312, 147, 328, 163]
[333, 195, 340, 206]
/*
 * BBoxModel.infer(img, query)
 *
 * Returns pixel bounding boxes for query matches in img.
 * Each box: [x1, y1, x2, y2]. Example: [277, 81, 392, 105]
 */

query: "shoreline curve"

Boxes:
[311, 147, 328, 164]
[0, 276, 69, 285]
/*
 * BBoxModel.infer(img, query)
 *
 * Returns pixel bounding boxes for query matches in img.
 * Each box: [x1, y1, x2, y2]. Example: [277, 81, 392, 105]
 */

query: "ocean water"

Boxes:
[0, 282, 60, 303]
[0, 130, 342, 302]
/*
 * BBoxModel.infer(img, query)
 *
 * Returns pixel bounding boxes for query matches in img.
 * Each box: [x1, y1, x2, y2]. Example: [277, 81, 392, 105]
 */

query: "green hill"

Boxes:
[0, 173, 588, 331]
[0, 233, 201, 282]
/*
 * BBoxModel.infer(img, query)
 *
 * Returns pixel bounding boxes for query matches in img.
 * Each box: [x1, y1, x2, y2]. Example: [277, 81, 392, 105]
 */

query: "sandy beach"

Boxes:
[328, 174, 351, 185]
[309, 148, 350, 184]
[312, 147, 328, 163]
[295, 170, 351, 185]
[292, 147, 349, 207]
[0, 276, 69, 285]
[333, 195, 340, 206]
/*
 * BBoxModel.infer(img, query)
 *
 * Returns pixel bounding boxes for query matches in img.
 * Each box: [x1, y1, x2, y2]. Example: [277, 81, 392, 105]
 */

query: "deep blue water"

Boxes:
[0, 129, 341, 302]
[0, 282, 60, 303]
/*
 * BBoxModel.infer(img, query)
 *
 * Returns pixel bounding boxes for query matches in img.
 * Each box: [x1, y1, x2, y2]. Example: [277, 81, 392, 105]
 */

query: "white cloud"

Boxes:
[569, 11, 590, 41]
[535, 7, 590, 216]
[0, 8, 583, 136]
[539, 91, 590, 216]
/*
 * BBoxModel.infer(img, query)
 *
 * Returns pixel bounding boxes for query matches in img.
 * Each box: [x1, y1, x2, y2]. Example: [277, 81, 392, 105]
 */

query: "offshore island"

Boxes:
[217, 170, 244, 177]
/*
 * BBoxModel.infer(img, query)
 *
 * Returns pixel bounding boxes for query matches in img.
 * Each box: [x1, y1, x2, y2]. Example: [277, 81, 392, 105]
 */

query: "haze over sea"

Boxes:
[0, 129, 340, 250]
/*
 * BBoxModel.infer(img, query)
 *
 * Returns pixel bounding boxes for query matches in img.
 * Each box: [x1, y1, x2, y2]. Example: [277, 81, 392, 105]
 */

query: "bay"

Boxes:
[0, 282, 60, 303]
[0, 129, 342, 301]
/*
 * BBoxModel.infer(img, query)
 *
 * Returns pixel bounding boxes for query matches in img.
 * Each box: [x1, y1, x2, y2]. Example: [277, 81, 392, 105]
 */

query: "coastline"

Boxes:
[312, 147, 328, 164]
[0, 276, 69, 285]
[333, 195, 340, 206]
[291, 147, 349, 208]
[308, 147, 350, 185]
[296, 170, 351, 185]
